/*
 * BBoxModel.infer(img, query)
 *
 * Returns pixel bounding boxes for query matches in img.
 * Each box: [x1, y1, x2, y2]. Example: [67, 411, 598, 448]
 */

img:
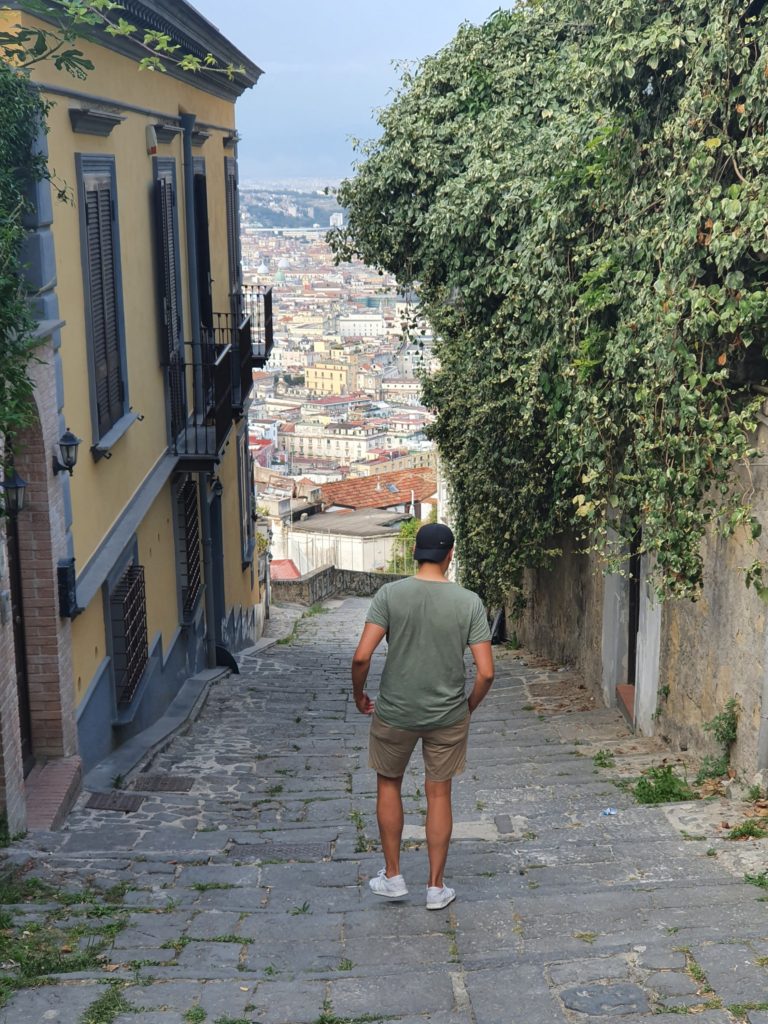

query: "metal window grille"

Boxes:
[110, 564, 148, 706]
[177, 478, 202, 619]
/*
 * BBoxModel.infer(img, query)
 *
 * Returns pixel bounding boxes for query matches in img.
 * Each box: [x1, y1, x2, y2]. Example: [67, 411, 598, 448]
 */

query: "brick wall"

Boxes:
[0, 520, 26, 835]
[14, 356, 76, 760]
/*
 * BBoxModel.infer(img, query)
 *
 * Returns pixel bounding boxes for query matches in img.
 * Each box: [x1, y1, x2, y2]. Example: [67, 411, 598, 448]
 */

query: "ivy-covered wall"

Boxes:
[331, 0, 768, 607]
[0, 63, 48, 475]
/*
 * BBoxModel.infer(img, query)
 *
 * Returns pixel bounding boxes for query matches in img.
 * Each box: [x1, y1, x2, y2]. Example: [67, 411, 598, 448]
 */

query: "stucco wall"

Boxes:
[514, 536, 605, 690]
[657, 461, 768, 774]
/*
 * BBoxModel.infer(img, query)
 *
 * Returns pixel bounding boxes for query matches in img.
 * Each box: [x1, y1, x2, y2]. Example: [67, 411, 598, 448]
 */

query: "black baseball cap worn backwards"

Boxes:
[413, 523, 455, 563]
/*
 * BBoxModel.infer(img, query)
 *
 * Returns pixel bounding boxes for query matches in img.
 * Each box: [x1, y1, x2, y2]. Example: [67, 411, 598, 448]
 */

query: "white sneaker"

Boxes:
[426, 884, 455, 910]
[369, 868, 408, 899]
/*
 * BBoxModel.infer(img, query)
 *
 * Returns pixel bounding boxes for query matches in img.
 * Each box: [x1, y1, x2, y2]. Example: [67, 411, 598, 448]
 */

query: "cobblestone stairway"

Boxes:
[3, 597, 768, 1023]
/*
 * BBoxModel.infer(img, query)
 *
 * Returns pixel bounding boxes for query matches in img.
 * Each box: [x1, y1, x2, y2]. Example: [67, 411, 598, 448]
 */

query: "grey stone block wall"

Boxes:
[271, 566, 407, 605]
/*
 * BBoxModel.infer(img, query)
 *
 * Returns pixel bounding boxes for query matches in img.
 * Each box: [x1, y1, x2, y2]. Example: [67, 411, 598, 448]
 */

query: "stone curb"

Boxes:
[82, 667, 229, 794]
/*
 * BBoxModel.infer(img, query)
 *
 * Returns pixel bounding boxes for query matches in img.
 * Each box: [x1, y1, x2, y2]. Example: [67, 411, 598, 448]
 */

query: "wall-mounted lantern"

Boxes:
[211, 477, 223, 498]
[0, 471, 28, 516]
[52, 428, 82, 476]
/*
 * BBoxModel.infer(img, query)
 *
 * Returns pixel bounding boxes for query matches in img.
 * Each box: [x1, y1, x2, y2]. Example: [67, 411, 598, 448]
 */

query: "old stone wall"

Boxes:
[271, 566, 407, 606]
[656, 462, 768, 775]
[513, 535, 606, 694]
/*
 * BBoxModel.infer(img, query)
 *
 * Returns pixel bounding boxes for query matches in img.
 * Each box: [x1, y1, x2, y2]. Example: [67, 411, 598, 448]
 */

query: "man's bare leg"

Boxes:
[425, 778, 453, 888]
[376, 774, 404, 877]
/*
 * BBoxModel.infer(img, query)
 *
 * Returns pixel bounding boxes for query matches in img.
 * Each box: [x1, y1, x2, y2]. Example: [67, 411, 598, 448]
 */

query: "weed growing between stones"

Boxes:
[729, 1002, 768, 1020]
[573, 931, 598, 943]
[747, 783, 765, 802]
[0, 869, 132, 1009]
[694, 755, 730, 786]
[592, 749, 615, 768]
[314, 999, 394, 1024]
[289, 901, 311, 915]
[184, 1009, 207, 1023]
[349, 809, 378, 853]
[80, 982, 133, 1024]
[744, 870, 768, 889]
[633, 765, 697, 804]
[728, 820, 768, 840]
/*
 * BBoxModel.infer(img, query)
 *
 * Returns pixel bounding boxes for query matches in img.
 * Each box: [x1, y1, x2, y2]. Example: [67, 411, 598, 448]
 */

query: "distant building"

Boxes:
[275, 508, 410, 575]
[321, 468, 437, 517]
[329, 212, 344, 228]
[339, 314, 386, 339]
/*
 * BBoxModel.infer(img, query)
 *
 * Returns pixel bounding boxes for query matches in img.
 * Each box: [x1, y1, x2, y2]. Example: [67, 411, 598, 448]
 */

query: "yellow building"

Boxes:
[0, 2, 270, 823]
[306, 361, 348, 395]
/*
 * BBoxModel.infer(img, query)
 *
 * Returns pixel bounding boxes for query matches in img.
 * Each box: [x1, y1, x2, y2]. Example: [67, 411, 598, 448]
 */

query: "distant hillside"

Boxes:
[240, 188, 345, 229]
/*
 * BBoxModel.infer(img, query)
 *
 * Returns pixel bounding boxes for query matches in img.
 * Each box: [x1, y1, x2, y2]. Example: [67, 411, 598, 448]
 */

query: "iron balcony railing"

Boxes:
[169, 336, 233, 462]
[211, 310, 254, 417]
[242, 284, 274, 367]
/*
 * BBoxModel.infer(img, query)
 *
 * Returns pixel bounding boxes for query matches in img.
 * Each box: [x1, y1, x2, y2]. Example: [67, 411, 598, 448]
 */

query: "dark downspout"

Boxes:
[181, 112, 217, 669]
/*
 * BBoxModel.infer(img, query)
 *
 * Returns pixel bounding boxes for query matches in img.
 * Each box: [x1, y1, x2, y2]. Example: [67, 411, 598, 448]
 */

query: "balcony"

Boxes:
[169, 337, 233, 465]
[242, 284, 274, 367]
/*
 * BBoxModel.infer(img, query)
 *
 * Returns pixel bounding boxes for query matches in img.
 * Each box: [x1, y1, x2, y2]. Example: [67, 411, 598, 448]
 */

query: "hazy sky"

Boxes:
[190, 1, 503, 185]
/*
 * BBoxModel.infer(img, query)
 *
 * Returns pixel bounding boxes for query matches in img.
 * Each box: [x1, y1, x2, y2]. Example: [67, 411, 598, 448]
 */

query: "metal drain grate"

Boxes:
[85, 791, 145, 813]
[132, 775, 196, 793]
[228, 841, 332, 862]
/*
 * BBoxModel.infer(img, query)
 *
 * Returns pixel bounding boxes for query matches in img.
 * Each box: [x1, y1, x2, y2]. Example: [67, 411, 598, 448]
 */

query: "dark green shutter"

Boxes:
[85, 179, 124, 437]
[154, 174, 182, 364]
[225, 157, 241, 312]
[193, 172, 213, 329]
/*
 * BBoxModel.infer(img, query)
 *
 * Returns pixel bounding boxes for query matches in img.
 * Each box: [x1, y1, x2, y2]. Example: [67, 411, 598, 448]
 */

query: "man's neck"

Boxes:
[415, 563, 450, 583]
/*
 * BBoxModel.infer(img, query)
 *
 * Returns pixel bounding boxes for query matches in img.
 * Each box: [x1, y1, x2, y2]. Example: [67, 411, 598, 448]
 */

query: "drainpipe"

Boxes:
[181, 112, 217, 669]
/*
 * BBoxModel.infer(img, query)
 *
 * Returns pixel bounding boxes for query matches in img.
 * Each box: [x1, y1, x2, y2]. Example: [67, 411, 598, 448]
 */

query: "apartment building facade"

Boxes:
[0, 2, 271, 830]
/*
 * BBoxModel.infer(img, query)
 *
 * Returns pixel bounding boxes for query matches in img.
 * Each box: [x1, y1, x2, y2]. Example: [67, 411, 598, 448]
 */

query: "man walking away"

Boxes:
[351, 523, 494, 910]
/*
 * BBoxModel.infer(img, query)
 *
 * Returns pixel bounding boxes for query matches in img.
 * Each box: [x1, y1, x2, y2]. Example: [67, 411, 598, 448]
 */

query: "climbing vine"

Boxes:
[330, 0, 768, 603]
[0, 61, 48, 470]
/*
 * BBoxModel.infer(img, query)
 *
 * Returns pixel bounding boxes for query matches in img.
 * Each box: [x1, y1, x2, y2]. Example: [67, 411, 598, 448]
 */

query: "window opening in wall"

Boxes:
[79, 158, 128, 441]
[177, 476, 202, 619]
[110, 563, 148, 706]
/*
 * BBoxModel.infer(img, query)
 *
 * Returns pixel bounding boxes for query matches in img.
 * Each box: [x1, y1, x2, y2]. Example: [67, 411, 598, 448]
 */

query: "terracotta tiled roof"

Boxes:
[270, 559, 301, 581]
[320, 468, 437, 510]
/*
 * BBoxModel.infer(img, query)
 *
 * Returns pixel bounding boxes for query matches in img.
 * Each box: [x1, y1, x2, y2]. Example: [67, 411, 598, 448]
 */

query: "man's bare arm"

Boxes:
[352, 623, 387, 715]
[467, 640, 494, 714]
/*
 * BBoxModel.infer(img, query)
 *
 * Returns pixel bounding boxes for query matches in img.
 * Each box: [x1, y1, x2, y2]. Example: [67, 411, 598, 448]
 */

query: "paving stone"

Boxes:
[692, 942, 768, 1004]
[464, 965, 564, 1023]
[548, 954, 630, 986]
[559, 982, 650, 1015]
[176, 940, 244, 969]
[0, 984, 100, 1023]
[123, 981, 202, 1009]
[186, 910, 242, 939]
[330, 970, 455, 1017]
[747, 1014, 768, 1024]
[646, 970, 700, 997]
[249, 980, 327, 1023]
[635, 947, 687, 970]
[112, 912, 191, 948]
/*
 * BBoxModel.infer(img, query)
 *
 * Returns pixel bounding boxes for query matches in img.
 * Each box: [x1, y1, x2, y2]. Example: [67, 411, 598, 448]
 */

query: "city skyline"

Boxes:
[190, 1, 503, 184]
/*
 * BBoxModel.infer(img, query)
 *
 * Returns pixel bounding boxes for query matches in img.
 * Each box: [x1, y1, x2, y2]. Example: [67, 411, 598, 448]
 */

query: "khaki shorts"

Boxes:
[368, 710, 470, 782]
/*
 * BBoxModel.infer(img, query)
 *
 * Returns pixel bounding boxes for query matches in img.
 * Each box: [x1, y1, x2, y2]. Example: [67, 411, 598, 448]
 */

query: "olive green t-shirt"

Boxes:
[365, 577, 491, 730]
